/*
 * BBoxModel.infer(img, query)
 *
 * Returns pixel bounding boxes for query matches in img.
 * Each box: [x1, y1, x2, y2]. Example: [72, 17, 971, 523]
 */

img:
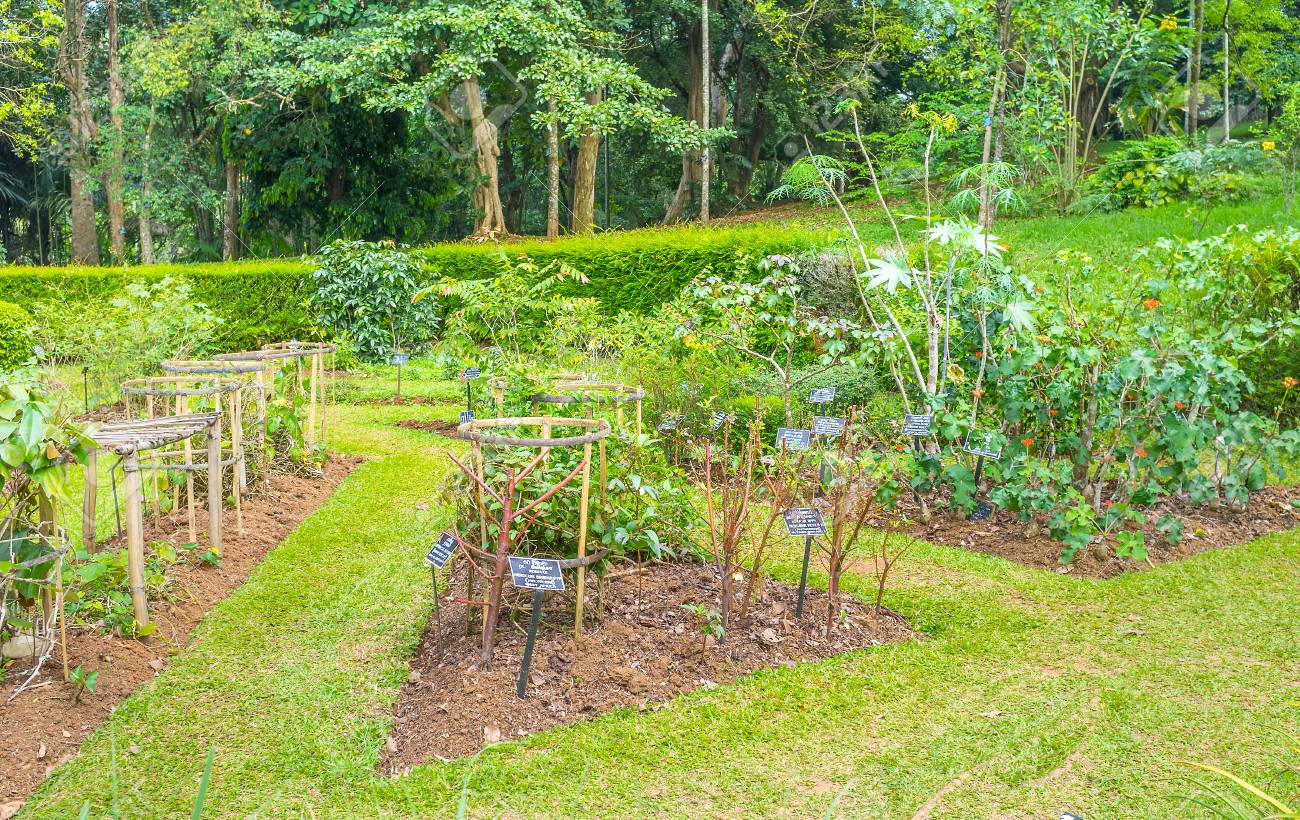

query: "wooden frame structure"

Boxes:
[161, 358, 269, 471]
[213, 341, 337, 449]
[86, 413, 222, 627]
[528, 382, 645, 507]
[455, 416, 611, 639]
[120, 375, 251, 536]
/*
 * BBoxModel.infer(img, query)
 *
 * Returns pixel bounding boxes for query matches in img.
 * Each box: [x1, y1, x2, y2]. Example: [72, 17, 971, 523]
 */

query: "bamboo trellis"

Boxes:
[87, 413, 222, 627]
[212, 342, 337, 450]
[527, 382, 645, 505]
[454, 416, 612, 639]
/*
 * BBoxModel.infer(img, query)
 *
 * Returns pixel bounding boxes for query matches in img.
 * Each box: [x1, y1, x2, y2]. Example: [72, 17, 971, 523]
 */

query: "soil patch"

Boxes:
[896, 485, 1300, 579]
[396, 419, 464, 439]
[380, 560, 914, 773]
[0, 458, 357, 813]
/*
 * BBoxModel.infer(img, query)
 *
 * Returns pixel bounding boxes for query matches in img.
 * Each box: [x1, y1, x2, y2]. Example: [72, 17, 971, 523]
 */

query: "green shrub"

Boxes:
[0, 301, 33, 371]
[1086, 137, 1267, 211]
[312, 241, 440, 362]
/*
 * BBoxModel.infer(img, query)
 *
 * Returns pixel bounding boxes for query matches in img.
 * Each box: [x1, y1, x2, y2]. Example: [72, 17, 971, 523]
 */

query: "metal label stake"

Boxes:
[517, 590, 544, 699]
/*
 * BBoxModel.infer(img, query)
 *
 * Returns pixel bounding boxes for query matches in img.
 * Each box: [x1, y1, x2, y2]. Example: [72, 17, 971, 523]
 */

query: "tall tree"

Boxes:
[58, 0, 99, 265]
[106, 0, 126, 263]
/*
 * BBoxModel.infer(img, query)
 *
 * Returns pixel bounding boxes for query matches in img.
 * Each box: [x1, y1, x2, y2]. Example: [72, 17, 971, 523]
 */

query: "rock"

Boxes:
[407, 670, 422, 685]
[35, 744, 46, 760]
[384, 737, 399, 754]
[2, 636, 51, 660]
[608, 665, 652, 695]
[483, 725, 502, 744]
[148, 658, 164, 671]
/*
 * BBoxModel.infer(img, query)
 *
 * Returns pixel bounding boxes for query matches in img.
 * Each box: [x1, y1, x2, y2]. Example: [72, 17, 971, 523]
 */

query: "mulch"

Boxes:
[379, 560, 915, 774]
[0, 458, 358, 817]
[396, 419, 464, 439]
[892, 485, 1300, 579]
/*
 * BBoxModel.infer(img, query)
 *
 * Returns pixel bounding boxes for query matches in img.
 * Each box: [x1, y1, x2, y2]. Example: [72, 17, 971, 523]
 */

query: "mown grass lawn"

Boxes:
[17, 375, 1299, 819]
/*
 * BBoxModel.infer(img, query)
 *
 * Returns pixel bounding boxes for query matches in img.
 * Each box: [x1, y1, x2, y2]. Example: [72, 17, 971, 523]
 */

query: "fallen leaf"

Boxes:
[148, 658, 164, 671]
[981, 709, 1002, 718]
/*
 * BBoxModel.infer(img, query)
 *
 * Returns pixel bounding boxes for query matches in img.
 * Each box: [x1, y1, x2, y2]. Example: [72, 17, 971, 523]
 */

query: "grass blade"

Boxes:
[192, 744, 217, 820]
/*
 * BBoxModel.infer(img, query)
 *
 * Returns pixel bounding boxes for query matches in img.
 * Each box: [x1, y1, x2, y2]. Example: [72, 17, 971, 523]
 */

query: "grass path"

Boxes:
[19, 396, 1300, 818]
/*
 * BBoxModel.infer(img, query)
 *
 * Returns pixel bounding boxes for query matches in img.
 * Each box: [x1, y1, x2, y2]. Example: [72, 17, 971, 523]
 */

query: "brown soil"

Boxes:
[366, 395, 445, 407]
[0, 458, 357, 815]
[897, 485, 1300, 579]
[396, 418, 464, 439]
[380, 560, 914, 773]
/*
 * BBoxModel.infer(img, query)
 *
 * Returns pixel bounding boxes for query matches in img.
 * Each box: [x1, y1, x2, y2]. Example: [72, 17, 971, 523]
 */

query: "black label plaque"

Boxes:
[461, 366, 481, 379]
[710, 411, 730, 430]
[813, 416, 846, 437]
[782, 507, 827, 537]
[507, 556, 566, 591]
[775, 428, 812, 451]
[902, 414, 933, 436]
[424, 532, 458, 570]
[809, 386, 836, 404]
[964, 430, 1003, 459]
[459, 410, 475, 424]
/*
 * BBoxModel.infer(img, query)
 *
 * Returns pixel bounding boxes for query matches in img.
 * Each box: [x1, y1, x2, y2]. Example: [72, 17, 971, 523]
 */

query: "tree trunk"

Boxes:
[571, 90, 603, 233]
[546, 97, 560, 240]
[106, 0, 127, 263]
[139, 113, 156, 264]
[60, 0, 99, 266]
[1221, 16, 1231, 142]
[699, 0, 711, 224]
[223, 159, 240, 260]
[663, 24, 703, 224]
[1187, 0, 1205, 136]
[463, 76, 507, 237]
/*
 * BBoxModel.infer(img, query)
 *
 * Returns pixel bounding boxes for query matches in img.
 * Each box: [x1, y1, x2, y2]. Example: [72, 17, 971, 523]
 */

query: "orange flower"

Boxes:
[1048, 408, 1059, 416]
[1174, 400, 1187, 410]
[1135, 447, 1147, 458]
[1143, 298, 1161, 310]
[895, 444, 906, 452]
[1283, 376, 1299, 389]
[1020, 437, 1034, 447]
[1103, 500, 1114, 507]
[972, 388, 986, 398]
[974, 351, 983, 358]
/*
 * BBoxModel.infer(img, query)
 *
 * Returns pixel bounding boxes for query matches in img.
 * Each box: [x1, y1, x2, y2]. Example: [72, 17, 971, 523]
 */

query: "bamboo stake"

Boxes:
[309, 352, 319, 446]
[146, 394, 161, 519]
[207, 417, 222, 553]
[636, 395, 643, 440]
[181, 395, 196, 543]
[172, 393, 182, 516]
[257, 366, 268, 468]
[469, 441, 489, 636]
[123, 452, 149, 628]
[82, 450, 97, 552]
[229, 390, 244, 533]
[575, 439, 593, 638]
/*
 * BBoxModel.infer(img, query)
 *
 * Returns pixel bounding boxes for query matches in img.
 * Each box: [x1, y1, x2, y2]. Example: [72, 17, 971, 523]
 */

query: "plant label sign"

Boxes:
[775, 428, 812, 451]
[809, 386, 836, 404]
[424, 532, 458, 570]
[902, 414, 933, 436]
[391, 353, 410, 366]
[782, 507, 827, 537]
[964, 430, 1003, 459]
[813, 416, 846, 437]
[970, 501, 994, 521]
[461, 366, 481, 380]
[710, 411, 731, 431]
[508, 556, 566, 591]
[459, 410, 476, 424]
[657, 414, 684, 432]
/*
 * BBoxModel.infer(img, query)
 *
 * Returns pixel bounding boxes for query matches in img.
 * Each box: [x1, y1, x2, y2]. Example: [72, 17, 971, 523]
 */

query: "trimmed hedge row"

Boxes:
[421, 224, 833, 313]
[0, 223, 831, 346]
[0, 260, 317, 352]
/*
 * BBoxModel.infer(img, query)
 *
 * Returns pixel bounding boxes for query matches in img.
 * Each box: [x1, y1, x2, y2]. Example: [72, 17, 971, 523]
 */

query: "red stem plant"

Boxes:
[446, 448, 588, 667]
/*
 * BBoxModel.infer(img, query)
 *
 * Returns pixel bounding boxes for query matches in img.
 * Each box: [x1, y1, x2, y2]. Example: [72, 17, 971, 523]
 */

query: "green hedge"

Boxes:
[0, 301, 33, 371]
[0, 260, 317, 352]
[0, 223, 830, 350]
[417, 223, 832, 313]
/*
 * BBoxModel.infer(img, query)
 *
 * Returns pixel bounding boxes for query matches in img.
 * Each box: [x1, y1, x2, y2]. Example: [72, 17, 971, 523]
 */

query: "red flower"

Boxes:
[1174, 401, 1187, 410]
[1143, 298, 1161, 310]
[1135, 447, 1147, 458]
[1020, 437, 1034, 447]
[1103, 500, 1114, 508]
[974, 351, 983, 358]
[1284, 376, 1299, 389]
[1048, 408, 1059, 416]
[895, 444, 906, 452]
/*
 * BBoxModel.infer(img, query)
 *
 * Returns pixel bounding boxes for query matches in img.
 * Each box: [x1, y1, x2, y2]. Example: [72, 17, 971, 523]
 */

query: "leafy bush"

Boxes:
[1086, 137, 1265, 210]
[0, 301, 34, 372]
[29, 277, 220, 407]
[311, 240, 440, 363]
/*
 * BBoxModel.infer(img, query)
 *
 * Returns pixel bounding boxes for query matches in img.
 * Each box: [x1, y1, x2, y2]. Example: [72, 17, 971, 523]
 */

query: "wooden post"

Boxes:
[469, 440, 489, 636]
[82, 449, 98, 552]
[599, 438, 607, 509]
[123, 451, 149, 628]
[636, 395, 643, 440]
[257, 366, 268, 466]
[146, 394, 161, 519]
[207, 418, 222, 553]
[308, 352, 319, 446]
[228, 391, 244, 533]
[575, 439, 593, 637]
[540, 420, 552, 465]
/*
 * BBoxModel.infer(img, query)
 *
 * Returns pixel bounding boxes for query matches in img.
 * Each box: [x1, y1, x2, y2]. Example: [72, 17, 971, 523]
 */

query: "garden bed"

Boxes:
[380, 560, 914, 774]
[896, 485, 1300, 578]
[396, 418, 464, 439]
[0, 457, 357, 813]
